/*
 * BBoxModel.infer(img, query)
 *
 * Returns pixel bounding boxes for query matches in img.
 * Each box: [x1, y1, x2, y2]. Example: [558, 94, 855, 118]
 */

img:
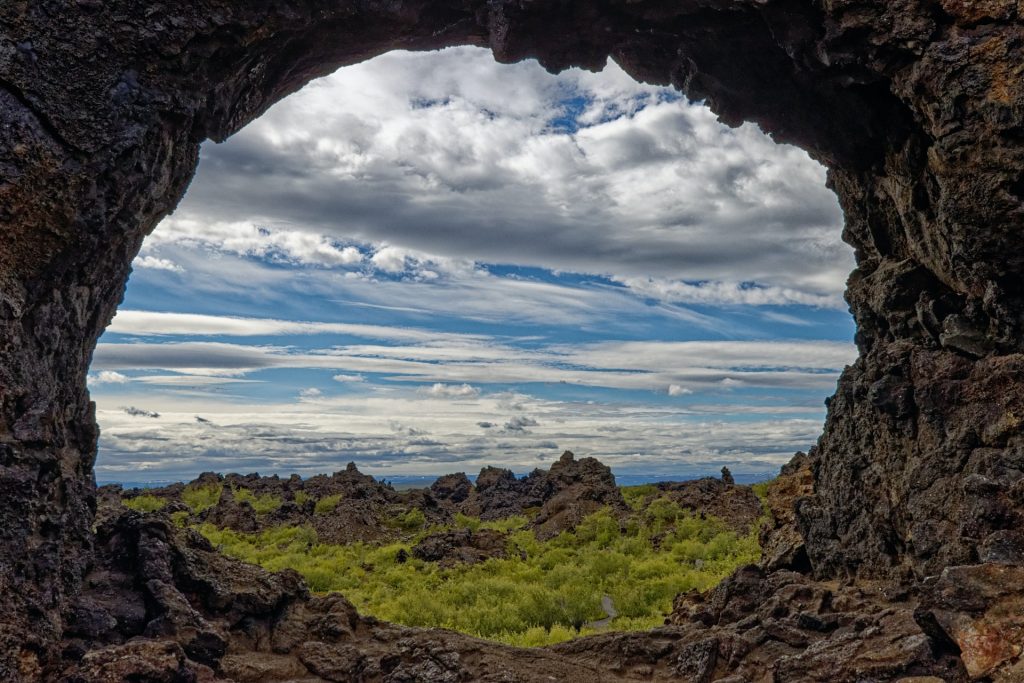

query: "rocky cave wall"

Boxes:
[0, 0, 1022, 678]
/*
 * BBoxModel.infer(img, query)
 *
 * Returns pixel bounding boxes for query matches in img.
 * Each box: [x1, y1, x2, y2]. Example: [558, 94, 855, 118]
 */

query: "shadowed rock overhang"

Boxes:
[1, 0, 1023, 680]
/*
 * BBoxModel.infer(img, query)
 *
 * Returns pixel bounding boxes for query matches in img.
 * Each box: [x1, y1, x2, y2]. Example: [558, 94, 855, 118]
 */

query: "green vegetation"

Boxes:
[232, 487, 282, 515]
[294, 491, 311, 506]
[182, 483, 222, 513]
[170, 510, 190, 528]
[453, 513, 529, 533]
[314, 494, 343, 515]
[385, 507, 426, 531]
[620, 484, 659, 511]
[751, 478, 775, 502]
[123, 494, 166, 513]
[199, 498, 759, 647]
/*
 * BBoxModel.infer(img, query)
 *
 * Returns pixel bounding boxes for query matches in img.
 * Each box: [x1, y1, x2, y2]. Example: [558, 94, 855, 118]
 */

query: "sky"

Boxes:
[89, 46, 856, 485]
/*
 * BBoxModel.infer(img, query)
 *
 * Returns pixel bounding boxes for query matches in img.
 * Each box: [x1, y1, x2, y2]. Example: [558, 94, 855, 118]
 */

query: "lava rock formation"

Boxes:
[2, 0, 1023, 679]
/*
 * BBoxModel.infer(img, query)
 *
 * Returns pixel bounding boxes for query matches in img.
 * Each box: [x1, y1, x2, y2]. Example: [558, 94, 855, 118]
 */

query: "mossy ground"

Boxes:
[198, 484, 762, 647]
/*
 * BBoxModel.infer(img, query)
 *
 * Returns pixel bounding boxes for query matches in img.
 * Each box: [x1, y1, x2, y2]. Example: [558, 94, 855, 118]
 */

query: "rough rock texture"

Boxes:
[411, 528, 509, 567]
[647, 474, 764, 535]
[2, 0, 1024, 678]
[759, 451, 816, 572]
[530, 450, 629, 540]
[560, 565, 966, 682]
[60, 508, 973, 683]
[59, 510, 632, 683]
[130, 452, 627, 544]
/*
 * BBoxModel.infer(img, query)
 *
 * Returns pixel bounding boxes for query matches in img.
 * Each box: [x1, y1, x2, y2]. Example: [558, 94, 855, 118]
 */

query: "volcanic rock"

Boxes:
[411, 529, 508, 567]
[648, 475, 764, 535]
[3, 0, 1024, 677]
[531, 451, 629, 540]
[759, 451, 816, 572]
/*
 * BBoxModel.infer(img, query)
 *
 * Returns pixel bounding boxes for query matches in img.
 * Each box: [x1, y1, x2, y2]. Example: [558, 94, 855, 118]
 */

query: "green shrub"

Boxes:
[620, 484, 658, 511]
[123, 494, 166, 513]
[170, 510, 191, 528]
[454, 512, 481, 531]
[182, 483, 222, 513]
[196, 505, 759, 648]
[232, 487, 282, 515]
[294, 491, 311, 506]
[386, 508, 425, 531]
[314, 494, 343, 515]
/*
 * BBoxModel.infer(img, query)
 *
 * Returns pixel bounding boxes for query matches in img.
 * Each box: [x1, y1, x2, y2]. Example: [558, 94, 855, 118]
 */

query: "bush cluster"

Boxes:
[200, 493, 760, 647]
[123, 494, 166, 513]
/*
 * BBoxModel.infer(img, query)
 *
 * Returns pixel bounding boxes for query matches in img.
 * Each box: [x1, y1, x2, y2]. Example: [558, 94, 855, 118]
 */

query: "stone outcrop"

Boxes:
[60, 510, 628, 683]
[2, 0, 1024, 678]
[411, 528, 509, 567]
[530, 450, 629, 540]
[644, 474, 765, 535]
[130, 451, 629, 543]
[61, 509, 973, 683]
[759, 451, 816, 572]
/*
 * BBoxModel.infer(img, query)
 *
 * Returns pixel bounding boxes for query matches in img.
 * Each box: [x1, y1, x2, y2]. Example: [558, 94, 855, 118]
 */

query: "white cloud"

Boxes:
[89, 370, 130, 385]
[668, 384, 693, 396]
[107, 310, 488, 343]
[370, 245, 409, 273]
[91, 337, 855, 393]
[299, 387, 323, 399]
[332, 374, 366, 383]
[133, 256, 185, 273]
[421, 383, 480, 398]
[92, 389, 821, 481]
[145, 46, 850, 305]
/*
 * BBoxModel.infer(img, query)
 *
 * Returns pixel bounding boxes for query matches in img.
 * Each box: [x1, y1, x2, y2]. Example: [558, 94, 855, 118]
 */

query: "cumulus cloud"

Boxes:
[89, 370, 130, 385]
[332, 374, 366, 383]
[145, 46, 850, 305]
[134, 256, 185, 273]
[668, 384, 693, 396]
[422, 383, 481, 398]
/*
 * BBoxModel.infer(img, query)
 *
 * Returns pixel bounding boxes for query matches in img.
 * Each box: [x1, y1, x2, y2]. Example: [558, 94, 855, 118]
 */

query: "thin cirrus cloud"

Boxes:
[91, 311, 855, 393]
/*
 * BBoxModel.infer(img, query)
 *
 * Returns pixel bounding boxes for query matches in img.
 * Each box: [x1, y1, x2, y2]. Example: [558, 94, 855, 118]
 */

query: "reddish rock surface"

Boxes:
[2, 0, 1024, 679]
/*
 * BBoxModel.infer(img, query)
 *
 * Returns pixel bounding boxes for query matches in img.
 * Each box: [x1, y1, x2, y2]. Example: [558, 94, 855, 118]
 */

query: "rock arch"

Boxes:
[1, 0, 1022, 678]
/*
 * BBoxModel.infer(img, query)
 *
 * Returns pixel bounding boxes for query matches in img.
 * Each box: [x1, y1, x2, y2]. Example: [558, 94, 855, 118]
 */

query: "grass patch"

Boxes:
[294, 491, 311, 506]
[314, 494, 343, 515]
[233, 487, 282, 515]
[170, 510, 191, 528]
[620, 484, 659, 511]
[123, 494, 166, 513]
[751, 478, 775, 502]
[385, 508, 426, 531]
[199, 505, 758, 647]
[182, 483, 222, 513]
[454, 513, 528, 533]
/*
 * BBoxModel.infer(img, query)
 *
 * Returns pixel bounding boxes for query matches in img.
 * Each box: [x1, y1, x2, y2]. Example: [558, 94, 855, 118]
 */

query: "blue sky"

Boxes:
[89, 47, 856, 484]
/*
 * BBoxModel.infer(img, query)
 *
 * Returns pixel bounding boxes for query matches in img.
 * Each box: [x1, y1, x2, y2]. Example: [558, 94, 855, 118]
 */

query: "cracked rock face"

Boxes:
[1, 0, 1023, 679]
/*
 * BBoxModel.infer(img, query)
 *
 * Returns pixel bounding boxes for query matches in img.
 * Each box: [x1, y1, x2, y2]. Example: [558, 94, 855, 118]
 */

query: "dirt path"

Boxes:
[585, 595, 619, 629]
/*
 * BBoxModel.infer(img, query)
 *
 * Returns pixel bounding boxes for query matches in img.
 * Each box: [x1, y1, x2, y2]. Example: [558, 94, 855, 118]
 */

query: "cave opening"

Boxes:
[3, 1, 1021, 678]
[85, 47, 859, 648]
[89, 46, 856, 492]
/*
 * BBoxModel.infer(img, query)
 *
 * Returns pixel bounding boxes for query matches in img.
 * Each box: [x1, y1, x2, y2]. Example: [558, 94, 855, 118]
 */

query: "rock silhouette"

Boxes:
[1, 0, 1023, 678]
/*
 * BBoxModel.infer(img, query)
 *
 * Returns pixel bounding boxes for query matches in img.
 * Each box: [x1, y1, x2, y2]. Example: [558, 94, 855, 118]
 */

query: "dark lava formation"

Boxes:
[2, 0, 1023, 680]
